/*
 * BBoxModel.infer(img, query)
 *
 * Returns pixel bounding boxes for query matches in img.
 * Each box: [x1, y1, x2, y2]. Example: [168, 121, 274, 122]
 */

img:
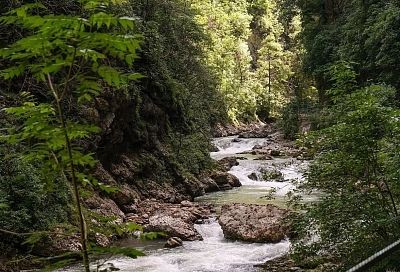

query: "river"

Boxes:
[62, 136, 309, 272]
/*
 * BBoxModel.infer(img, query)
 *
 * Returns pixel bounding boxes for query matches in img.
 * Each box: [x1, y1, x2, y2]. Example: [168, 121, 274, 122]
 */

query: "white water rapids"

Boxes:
[62, 136, 310, 272]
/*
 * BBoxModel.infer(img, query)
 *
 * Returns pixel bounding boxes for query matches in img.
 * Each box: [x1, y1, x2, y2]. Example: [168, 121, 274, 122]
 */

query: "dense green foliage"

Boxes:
[118, 0, 227, 176]
[191, 0, 301, 123]
[0, 1, 227, 266]
[292, 1, 400, 269]
[0, 0, 143, 269]
[0, 155, 70, 253]
[298, 0, 400, 93]
[292, 64, 400, 270]
[2, 0, 400, 271]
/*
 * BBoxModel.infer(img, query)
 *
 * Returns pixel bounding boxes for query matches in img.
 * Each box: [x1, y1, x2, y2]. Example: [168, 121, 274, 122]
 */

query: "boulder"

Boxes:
[210, 143, 220, 152]
[199, 176, 220, 193]
[248, 172, 258, 181]
[121, 204, 138, 214]
[217, 157, 239, 171]
[165, 237, 183, 248]
[110, 184, 141, 207]
[32, 231, 81, 257]
[219, 204, 289, 243]
[210, 171, 241, 188]
[252, 144, 263, 150]
[145, 215, 202, 241]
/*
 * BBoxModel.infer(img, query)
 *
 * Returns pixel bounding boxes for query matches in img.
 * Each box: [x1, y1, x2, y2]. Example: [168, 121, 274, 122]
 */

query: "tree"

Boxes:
[0, 1, 141, 270]
[190, 0, 299, 123]
[292, 63, 400, 270]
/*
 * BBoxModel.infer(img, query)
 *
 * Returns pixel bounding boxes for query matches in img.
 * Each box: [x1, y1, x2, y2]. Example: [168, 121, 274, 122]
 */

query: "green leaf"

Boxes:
[97, 65, 124, 87]
[128, 73, 144, 81]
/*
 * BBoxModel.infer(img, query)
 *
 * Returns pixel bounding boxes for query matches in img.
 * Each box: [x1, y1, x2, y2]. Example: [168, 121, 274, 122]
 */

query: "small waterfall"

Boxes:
[211, 137, 268, 160]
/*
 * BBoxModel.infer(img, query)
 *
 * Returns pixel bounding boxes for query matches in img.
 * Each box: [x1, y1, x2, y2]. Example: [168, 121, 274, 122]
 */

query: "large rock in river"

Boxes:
[219, 204, 289, 243]
[145, 214, 203, 241]
[210, 171, 241, 190]
[217, 157, 239, 171]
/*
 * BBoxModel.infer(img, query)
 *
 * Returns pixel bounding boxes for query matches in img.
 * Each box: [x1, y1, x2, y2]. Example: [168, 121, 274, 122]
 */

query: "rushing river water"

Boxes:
[62, 136, 309, 272]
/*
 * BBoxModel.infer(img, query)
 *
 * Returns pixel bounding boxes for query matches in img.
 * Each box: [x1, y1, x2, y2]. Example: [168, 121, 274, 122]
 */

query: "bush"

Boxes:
[292, 84, 400, 270]
[0, 151, 70, 253]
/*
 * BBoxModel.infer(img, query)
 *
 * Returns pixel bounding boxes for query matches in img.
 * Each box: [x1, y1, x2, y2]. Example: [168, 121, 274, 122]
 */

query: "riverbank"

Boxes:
[2, 123, 312, 272]
[57, 123, 313, 271]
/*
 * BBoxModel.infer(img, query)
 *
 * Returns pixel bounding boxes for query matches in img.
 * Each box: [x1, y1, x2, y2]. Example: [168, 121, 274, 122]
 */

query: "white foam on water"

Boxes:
[210, 137, 268, 160]
[60, 136, 308, 272]
[82, 219, 290, 272]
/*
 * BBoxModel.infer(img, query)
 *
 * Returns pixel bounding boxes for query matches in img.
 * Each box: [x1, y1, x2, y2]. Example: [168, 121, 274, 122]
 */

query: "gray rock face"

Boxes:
[199, 176, 220, 193]
[210, 171, 241, 189]
[217, 157, 239, 171]
[218, 204, 289, 243]
[146, 215, 203, 241]
[165, 237, 183, 248]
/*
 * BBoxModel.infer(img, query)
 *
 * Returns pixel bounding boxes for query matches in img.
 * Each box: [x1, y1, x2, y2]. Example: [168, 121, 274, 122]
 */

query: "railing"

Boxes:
[347, 239, 400, 272]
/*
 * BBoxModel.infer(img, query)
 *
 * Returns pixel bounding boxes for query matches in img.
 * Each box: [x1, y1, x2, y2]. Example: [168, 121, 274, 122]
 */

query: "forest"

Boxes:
[0, 0, 400, 271]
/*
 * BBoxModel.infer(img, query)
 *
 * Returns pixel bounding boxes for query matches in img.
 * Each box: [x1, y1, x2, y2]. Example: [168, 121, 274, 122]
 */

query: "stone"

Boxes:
[110, 184, 141, 207]
[200, 176, 220, 193]
[32, 229, 82, 257]
[238, 126, 270, 138]
[210, 143, 219, 152]
[219, 204, 290, 243]
[212, 123, 240, 137]
[164, 237, 183, 248]
[121, 204, 138, 214]
[210, 171, 241, 188]
[252, 144, 263, 150]
[195, 219, 205, 224]
[271, 149, 281, 157]
[248, 172, 258, 181]
[146, 215, 202, 241]
[217, 157, 239, 171]
[180, 200, 194, 207]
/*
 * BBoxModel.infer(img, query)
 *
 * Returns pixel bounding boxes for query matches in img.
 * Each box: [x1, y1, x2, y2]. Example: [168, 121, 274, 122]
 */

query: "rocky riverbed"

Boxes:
[58, 123, 315, 272]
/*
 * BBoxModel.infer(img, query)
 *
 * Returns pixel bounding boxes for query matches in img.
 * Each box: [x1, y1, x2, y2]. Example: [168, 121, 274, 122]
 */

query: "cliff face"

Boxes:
[81, 0, 229, 210]
[79, 87, 217, 219]
[0, 0, 227, 249]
